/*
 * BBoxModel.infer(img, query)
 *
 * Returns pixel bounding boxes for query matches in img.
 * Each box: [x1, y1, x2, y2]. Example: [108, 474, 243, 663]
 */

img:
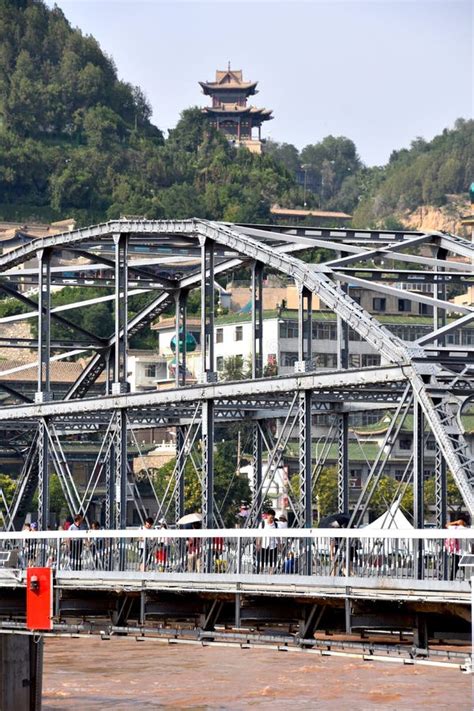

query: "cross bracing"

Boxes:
[0, 218, 474, 530]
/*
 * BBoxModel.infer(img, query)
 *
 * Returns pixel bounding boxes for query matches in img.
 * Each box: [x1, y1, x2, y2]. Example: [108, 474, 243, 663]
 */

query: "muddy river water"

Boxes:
[43, 637, 472, 710]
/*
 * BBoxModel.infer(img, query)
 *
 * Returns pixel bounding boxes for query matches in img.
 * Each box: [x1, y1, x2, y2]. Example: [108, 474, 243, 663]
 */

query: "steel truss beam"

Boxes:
[1, 219, 474, 526]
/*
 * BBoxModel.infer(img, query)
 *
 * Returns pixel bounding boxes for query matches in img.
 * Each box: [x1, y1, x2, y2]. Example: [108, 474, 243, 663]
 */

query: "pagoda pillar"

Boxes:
[258, 124, 261, 141]
[237, 119, 241, 141]
[249, 118, 252, 140]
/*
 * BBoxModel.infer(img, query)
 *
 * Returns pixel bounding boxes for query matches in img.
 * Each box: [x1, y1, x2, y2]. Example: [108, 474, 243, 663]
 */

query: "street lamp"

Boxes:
[301, 164, 311, 208]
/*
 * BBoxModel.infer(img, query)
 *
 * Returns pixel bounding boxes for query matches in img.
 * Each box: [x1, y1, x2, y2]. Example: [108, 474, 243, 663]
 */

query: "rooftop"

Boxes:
[270, 206, 352, 220]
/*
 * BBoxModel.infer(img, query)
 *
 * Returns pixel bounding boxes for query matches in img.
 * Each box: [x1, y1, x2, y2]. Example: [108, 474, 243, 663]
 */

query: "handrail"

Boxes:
[0, 528, 472, 541]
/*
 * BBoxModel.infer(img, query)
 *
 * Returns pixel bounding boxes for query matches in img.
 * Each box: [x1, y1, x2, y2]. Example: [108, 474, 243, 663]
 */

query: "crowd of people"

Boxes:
[15, 506, 471, 580]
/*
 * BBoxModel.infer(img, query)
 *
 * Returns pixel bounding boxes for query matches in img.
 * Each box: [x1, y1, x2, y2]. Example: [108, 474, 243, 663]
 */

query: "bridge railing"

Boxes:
[0, 529, 472, 582]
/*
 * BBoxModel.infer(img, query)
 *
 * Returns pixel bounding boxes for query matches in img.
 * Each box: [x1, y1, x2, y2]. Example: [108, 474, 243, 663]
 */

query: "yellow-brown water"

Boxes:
[43, 637, 472, 710]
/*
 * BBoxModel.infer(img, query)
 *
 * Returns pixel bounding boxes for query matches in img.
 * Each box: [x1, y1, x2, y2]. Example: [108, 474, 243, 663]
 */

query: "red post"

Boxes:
[26, 568, 53, 631]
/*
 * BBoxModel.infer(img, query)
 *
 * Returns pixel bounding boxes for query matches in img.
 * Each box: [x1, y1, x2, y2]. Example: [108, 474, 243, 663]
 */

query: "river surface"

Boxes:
[43, 637, 472, 710]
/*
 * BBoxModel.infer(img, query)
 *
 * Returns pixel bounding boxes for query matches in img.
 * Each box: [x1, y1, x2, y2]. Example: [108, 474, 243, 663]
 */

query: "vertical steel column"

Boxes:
[113, 233, 129, 391]
[336, 254, 349, 516]
[112, 410, 128, 530]
[336, 265, 349, 371]
[36, 248, 52, 534]
[200, 238, 216, 382]
[433, 248, 447, 533]
[36, 248, 52, 398]
[252, 423, 263, 519]
[104, 450, 113, 529]
[201, 400, 215, 528]
[175, 290, 188, 387]
[251, 262, 263, 379]
[434, 444, 447, 529]
[337, 411, 349, 514]
[435, 442, 448, 579]
[299, 390, 313, 529]
[111, 233, 129, 529]
[175, 426, 186, 523]
[413, 401, 425, 528]
[413, 400, 424, 579]
[37, 418, 49, 534]
[296, 285, 313, 369]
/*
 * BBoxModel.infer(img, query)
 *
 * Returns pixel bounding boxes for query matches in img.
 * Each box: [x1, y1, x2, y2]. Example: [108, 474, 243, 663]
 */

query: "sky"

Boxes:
[45, 0, 473, 166]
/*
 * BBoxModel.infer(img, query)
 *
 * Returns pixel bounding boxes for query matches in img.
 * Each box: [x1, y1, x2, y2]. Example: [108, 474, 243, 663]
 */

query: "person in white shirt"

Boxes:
[256, 508, 279, 572]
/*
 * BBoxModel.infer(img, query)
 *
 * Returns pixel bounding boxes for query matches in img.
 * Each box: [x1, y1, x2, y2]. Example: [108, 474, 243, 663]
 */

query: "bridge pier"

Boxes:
[0, 634, 43, 710]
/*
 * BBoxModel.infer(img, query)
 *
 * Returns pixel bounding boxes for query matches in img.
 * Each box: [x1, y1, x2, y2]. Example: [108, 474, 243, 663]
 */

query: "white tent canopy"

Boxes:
[365, 501, 414, 530]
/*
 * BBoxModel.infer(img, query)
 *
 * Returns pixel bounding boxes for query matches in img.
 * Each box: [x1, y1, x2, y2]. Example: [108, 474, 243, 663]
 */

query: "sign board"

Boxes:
[26, 567, 53, 631]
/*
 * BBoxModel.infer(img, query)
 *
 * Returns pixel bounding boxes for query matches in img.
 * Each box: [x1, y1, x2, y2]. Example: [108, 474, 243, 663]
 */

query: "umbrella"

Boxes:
[319, 513, 350, 529]
[177, 512, 203, 526]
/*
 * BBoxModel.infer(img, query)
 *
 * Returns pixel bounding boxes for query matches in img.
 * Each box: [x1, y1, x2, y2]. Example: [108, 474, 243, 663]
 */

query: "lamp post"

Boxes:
[301, 164, 311, 208]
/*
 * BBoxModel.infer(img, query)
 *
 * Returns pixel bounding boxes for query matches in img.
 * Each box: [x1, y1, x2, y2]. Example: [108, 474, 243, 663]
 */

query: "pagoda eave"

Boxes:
[204, 108, 273, 122]
[199, 81, 258, 96]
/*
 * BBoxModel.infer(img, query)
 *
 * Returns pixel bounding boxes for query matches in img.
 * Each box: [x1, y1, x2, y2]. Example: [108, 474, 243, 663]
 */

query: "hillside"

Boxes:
[0, 1, 472, 231]
[0, 0, 293, 225]
[402, 195, 471, 237]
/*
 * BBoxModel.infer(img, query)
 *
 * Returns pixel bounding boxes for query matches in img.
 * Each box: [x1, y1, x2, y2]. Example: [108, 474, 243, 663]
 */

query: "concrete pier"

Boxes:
[0, 634, 42, 710]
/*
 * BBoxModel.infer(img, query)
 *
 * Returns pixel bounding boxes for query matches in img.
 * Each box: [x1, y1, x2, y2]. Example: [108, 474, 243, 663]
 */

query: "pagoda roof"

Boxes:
[204, 106, 273, 119]
[199, 68, 258, 95]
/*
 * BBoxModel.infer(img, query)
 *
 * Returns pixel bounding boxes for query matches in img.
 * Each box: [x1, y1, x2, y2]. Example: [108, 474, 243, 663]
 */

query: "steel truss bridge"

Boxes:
[0, 218, 474, 531]
[0, 529, 472, 657]
[1, 219, 474, 707]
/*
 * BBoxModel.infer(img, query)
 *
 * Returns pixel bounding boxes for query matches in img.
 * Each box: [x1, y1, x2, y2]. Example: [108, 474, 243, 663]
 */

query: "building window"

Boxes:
[281, 351, 298, 367]
[145, 365, 158, 378]
[315, 353, 337, 368]
[216, 356, 224, 371]
[312, 323, 337, 340]
[349, 469, 362, 488]
[362, 354, 381, 367]
[418, 303, 433, 316]
[462, 330, 474, 345]
[280, 321, 298, 339]
[216, 328, 223, 344]
[373, 298, 386, 312]
[398, 298, 411, 312]
[235, 325, 243, 341]
[399, 438, 412, 450]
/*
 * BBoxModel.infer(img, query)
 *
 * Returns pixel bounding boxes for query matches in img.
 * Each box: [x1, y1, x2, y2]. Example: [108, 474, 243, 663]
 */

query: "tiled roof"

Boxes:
[0, 359, 104, 383]
[151, 317, 201, 331]
[271, 207, 352, 219]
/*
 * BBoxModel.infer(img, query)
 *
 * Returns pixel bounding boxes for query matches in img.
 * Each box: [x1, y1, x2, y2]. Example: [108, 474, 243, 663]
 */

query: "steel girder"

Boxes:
[1, 218, 474, 526]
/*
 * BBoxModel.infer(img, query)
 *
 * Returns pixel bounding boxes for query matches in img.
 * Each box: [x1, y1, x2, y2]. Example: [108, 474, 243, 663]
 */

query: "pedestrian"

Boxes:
[69, 514, 86, 570]
[445, 512, 470, 580]
[140, 517, 155, 570]
[187, 520, 202, 572]
[155, 520, 168, 571]
[256, 508, 279, 573]
[90, 521, 104, 569]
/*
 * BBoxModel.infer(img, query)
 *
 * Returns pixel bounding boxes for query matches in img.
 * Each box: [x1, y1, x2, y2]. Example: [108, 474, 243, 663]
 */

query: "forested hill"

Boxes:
[0, 0, 472, 229]
[0, 0, 293, 225]
[266, 119, 474, 229]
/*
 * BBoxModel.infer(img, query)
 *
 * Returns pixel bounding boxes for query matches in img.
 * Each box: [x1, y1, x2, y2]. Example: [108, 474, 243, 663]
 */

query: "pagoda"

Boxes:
[199, 65, 273, 153]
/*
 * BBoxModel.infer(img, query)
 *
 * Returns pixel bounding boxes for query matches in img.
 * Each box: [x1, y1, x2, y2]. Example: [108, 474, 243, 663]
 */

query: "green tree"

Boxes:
[368, 475, 413, 519]
[0, 473, 16, 505]
[424, 473, 464, 519]
[313, 467, 338, 519]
